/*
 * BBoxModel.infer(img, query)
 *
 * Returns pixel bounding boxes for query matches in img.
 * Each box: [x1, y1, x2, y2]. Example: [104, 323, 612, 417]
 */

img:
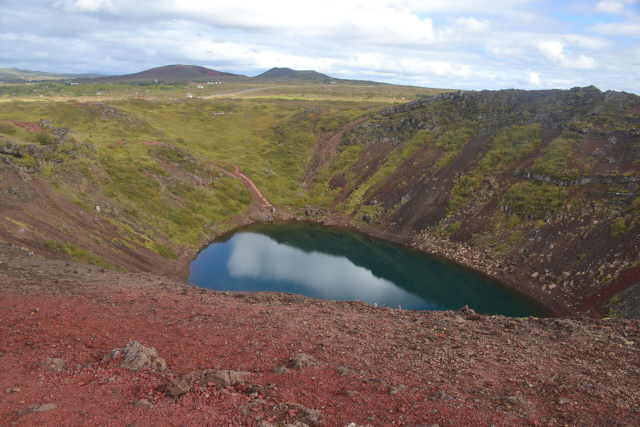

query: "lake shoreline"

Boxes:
[186, 215, 554, 317]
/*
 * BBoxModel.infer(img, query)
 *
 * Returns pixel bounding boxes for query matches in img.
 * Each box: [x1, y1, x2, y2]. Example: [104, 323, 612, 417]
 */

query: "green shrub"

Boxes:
[445, 221, 462, 235]
[34, 132, 55, 145]
[532, 136, 579, 176]
[610, 217, 627, 237]
[13, 153, 39, 169]
[0, 123, 16, 135]
[449, 174, 482, 211]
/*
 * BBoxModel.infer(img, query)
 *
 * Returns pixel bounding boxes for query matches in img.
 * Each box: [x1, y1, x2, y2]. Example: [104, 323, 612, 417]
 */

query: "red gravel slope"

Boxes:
[1, 245, 639, 426]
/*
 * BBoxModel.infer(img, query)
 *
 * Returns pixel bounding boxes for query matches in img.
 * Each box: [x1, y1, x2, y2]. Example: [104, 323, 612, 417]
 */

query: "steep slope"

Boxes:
[308, 86, 640, 316]
[0, 97, 367, 281]
[94, 64, 246, 82]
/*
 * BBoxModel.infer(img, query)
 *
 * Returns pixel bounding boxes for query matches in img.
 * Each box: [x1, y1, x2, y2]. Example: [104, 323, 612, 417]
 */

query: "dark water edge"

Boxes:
[189, 222, 550, 317]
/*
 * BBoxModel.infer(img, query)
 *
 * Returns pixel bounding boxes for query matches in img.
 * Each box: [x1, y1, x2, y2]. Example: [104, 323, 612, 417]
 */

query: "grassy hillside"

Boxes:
[0, 67, 99, 82]
[0, 85, 390, 270]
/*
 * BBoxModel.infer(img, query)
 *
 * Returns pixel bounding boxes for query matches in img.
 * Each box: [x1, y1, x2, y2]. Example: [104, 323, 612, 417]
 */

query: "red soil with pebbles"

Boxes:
[1, 246, 639, 426]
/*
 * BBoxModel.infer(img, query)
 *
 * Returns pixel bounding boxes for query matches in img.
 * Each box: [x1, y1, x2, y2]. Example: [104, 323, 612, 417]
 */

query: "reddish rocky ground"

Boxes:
[1, 244, 639, 426]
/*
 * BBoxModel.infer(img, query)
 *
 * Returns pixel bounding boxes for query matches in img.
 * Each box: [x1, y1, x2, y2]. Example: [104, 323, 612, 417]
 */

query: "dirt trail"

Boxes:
[230, 165, 272, 209]
[202, 86, 284, 99]
[214, 163, 272, 210]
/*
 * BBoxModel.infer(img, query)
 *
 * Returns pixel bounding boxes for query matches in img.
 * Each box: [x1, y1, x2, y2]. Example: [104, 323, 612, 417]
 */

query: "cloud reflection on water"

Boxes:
[227, 232, 414, 305]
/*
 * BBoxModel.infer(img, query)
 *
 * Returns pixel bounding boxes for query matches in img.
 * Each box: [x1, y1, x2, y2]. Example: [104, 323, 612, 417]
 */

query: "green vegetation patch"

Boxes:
[503, 182, 569, 219]
[433, 123, 477, 170]
[532, 135, 580, 176]
[0, 122, 16, 135]
[45, 240, 113, 269]
[448, 174, 483, 212]
[478, 124, 542, 174]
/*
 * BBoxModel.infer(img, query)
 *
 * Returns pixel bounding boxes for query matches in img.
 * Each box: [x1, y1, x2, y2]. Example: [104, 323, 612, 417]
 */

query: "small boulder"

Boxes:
[103, 341, 167, 372]
[30, 403, 57, 413]
[274, 365, 289, 374]
[292, 404, 322, 426]
[164, 377, 191, 398]
[44, 357, 65, 372]
[134, 399, 154, 408]
[197, 369, 252, 387]
[389, 384, 406, 395]
[287, 353, 319, 369]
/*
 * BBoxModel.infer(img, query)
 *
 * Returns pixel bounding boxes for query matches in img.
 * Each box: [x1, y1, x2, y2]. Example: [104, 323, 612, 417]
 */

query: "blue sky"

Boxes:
[0, 0, 638, 92]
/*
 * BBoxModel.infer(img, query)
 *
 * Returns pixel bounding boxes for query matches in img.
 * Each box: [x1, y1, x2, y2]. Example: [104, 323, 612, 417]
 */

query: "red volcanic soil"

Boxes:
[1, 245, 639, 426]
[580, 267, 640, 316]
[8, 121, 42, 133]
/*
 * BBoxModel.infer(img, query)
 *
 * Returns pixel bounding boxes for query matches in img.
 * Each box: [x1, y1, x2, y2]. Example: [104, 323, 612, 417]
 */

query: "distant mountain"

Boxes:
[254, 67, 386, 85]
[92, 65, 247, 83]
[255, 67, 334, 82]
[0, 67, 101, 82]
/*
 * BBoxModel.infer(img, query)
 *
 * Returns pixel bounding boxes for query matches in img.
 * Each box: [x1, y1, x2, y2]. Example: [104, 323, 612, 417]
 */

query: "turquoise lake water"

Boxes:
[188, 223, 544, 317]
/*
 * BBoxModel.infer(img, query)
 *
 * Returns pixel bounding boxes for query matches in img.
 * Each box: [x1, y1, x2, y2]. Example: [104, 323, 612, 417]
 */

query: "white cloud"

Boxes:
[595, 0, 638, 13]
[455, 17, 490, 32]
[597, 1, 626, 13]
[594, 20, 640, 35]
[487, 43, 526, 57]
[562, 34, 609, 50]
[226, 233, 414, 304]
[536, 41, 597, 69]
[351, 53, 472, 77]
[2, 1, 639, 93]
[528, 71, 541, 85]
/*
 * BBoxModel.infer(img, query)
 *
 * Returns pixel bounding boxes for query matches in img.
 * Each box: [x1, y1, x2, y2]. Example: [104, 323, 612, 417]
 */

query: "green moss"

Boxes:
[632, 197, 640, 215]
[503, 182, 569, 219]
[45, 240, 113, 269]
[449, 175, 482, 212]
[34, 131, 55, 145]
[12, 153, 39, 169]
[478, 124, 542, 174]
[532, 136, 578, 176]
[445, 221, 462, 236]
[151, 242, 178, 259]
[610, 217, 628, 237]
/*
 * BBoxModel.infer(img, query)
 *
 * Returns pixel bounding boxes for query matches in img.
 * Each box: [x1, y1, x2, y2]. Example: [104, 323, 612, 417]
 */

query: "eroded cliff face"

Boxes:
[309, 87, 640, 316]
